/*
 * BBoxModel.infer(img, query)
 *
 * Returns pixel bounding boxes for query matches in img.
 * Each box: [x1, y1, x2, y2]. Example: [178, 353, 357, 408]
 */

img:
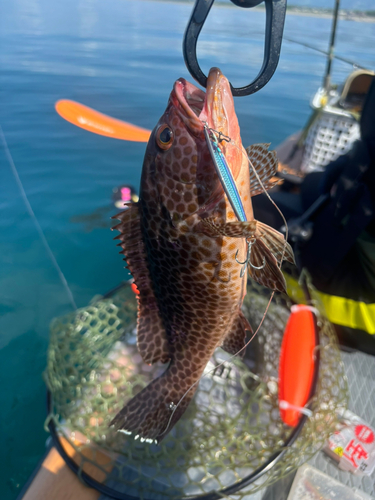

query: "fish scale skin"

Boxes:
[111, 92, 248, 441]
[140, 127, 246, 361]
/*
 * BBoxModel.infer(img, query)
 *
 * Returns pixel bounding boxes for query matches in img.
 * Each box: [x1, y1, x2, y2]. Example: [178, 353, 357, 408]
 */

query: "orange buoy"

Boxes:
[55, 100, 151, 142]
[278, 304, 317, 427]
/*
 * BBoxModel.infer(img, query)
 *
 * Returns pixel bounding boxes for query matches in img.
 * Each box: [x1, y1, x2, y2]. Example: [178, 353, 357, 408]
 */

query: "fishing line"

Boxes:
[0, 125, 77, 311]
[244, 150, 289, 263]
[250, 30, 368, 70]
[282, 35, 368, 69]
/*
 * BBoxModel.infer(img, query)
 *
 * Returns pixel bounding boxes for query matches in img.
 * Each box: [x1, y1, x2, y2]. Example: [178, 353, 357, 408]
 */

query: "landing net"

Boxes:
[44, 275, 348, 499]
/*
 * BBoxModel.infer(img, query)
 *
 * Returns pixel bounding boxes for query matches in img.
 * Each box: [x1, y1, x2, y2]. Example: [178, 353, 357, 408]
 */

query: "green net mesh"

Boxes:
[44, 273, 348, 499]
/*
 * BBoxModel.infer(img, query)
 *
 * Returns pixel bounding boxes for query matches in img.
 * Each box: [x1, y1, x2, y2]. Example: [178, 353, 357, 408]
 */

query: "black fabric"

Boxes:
[310, 237, 375, 303]
[298, 140, 374, 287]
[360, 78, 375, 231]
[252, 162, 348, 232]
[318, 154, 348, 195]
[299, 171, 325, 211]
[361, 77, 375, 163]
[334, 324, 375, 356]
[252, 190, 303, 229]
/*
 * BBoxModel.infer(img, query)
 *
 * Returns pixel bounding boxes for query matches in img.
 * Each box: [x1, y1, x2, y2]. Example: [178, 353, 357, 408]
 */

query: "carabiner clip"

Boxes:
[183, 0, 287, 97]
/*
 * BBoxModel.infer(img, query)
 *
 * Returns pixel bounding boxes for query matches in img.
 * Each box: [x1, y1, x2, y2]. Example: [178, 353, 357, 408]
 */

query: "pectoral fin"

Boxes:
[246, 143, 280, 197]
[221, 311, 252, 358]
[257, 221, 295, 265]
[195, 217, 293, 293]
[113, 204, 170, 364]
[196, 218, 294, 264]
[195, 218, 257, 238]
[247, 238, 287, 293]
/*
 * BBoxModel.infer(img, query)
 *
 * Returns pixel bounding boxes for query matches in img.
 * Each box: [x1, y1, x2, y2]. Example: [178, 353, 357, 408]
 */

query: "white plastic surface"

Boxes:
[287, 464, 374, 500]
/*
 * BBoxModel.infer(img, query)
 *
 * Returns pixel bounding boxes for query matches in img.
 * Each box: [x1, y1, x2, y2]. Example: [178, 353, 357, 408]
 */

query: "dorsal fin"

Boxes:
[113, 203, 170, 365]
[246, 143, 280, 197]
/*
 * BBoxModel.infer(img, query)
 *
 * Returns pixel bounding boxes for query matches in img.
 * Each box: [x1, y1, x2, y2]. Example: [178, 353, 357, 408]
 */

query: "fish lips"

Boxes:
[172, 79, 206, 135]
[173, 67, 235, 137]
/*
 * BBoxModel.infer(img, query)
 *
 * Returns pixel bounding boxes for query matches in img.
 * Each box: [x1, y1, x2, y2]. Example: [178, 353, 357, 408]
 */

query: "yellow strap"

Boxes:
[284, 274, 375, 335]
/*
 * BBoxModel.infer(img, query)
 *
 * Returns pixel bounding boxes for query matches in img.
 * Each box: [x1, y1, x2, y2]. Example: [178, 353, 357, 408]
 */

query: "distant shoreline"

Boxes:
[144, 0, 375, 23]
[285, 6, 375, 23]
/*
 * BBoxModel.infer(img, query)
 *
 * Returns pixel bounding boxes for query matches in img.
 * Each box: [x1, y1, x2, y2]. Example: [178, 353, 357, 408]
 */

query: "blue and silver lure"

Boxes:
[204, 124, 265, 277]
[203, 125, 247, 223]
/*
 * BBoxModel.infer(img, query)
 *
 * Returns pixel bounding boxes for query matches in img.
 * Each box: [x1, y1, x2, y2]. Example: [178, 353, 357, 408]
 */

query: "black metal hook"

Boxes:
[183, 0, 287, 97]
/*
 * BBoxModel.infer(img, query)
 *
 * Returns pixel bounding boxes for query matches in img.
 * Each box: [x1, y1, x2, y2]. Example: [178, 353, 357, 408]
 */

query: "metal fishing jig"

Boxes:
[183, 0, 287, 96]
[203, 124, 247, 222]
[235, 238, 266, 277]
[204, 124, 266, 277]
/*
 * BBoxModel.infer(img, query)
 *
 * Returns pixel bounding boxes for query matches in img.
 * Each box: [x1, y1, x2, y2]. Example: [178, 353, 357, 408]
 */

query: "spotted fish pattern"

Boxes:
[110, 68, 294, 442]
[246, 143, 280, 197]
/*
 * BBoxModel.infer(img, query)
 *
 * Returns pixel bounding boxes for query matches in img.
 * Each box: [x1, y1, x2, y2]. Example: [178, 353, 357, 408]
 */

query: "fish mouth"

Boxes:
[173, 67, 234, 137]
[173, 68, 241, 176]
[173, 79, 206, 134]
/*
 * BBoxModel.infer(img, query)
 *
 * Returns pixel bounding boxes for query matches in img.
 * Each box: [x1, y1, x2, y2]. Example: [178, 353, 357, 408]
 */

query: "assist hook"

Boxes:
[183, 0, 287, 96]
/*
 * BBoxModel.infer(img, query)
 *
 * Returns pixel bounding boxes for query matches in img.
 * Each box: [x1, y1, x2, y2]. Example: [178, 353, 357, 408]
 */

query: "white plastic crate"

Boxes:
[301, 111, 360, 173]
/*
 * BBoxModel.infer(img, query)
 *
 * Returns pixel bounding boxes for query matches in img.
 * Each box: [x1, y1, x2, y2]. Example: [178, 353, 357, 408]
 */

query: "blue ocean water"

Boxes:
[0, 0, 374, 497]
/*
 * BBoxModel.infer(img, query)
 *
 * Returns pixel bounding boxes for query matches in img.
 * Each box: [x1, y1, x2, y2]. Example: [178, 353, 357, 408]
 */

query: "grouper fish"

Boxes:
[111, 67, 294, 442]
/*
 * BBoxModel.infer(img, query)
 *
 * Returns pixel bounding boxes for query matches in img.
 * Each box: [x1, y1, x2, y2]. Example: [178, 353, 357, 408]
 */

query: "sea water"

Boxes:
[0, 0, 374, 497]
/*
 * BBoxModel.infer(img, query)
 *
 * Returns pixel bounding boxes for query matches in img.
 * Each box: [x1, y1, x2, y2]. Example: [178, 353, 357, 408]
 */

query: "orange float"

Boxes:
[278, 304, 317, 427]
[55, 100, 151, 142]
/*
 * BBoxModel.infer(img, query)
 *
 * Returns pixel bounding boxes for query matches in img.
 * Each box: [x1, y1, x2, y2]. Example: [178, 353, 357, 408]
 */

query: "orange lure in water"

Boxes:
[278, 304, 317, 427]
[55, 100, 151, 142]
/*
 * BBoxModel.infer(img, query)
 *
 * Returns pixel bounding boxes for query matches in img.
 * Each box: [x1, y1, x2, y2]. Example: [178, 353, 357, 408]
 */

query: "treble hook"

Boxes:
[235, 238, 266, 277]
[183, 0, 287, 97]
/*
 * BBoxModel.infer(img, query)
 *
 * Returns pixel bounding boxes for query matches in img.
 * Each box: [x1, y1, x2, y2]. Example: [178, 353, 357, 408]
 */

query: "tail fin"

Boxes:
[110, 369, 198, 442]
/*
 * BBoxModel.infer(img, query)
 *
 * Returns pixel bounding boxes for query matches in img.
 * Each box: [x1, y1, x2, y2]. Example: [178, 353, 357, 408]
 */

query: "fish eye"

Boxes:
[156, 124, 174, 150]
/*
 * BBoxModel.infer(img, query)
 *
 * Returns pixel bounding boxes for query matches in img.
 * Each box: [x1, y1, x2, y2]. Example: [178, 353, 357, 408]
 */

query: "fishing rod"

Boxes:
[323, 0, 340, 91]
[282, 35, 368, 70]
[247, 26, 369, 70]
